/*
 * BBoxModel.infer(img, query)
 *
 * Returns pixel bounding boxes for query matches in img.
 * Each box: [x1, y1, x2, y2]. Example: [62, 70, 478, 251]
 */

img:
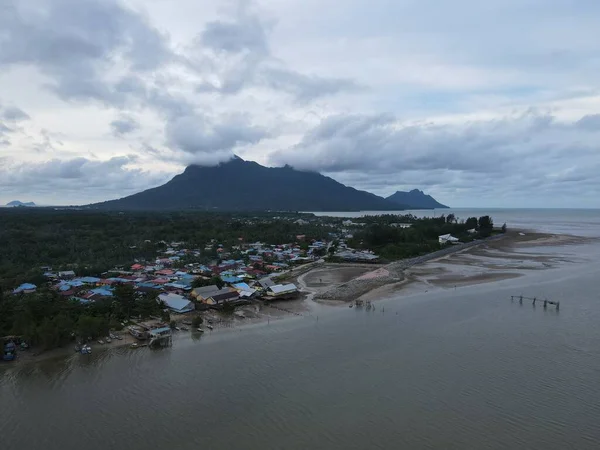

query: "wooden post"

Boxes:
[543, 300, 547, 308]
[532, 297, 536, 305]
[556, 302, 560, 311]
[519, 296, 523, 304]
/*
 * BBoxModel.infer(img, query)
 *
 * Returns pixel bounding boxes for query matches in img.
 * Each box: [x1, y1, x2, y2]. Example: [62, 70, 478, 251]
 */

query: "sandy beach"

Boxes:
[296, 230, 592, 304]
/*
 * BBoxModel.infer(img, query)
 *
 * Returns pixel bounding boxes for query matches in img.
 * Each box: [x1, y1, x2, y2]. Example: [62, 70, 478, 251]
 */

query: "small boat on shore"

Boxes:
[80, 345, 92, 354]
[196, 328, 204, 333]
[207, 325, 214, 330]
[97, 339, 105, 345]
[180, 326, 189, 331]
[130, 343, 139, 349]
[105, 337, 112, 343]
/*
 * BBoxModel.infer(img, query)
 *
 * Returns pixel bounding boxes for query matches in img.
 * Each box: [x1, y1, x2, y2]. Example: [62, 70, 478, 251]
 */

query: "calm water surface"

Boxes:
[2, 210, 600, 450]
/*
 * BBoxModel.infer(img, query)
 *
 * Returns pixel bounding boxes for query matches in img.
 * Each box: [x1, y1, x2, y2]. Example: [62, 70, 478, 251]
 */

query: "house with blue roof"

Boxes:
[165, 282, 191, 290]
[158, 293, 195, 314]
[90, 288, 114, 297]
[13, 283, 37, 294]
[221, 275, 241, 284]
[77, 276, 101, 284]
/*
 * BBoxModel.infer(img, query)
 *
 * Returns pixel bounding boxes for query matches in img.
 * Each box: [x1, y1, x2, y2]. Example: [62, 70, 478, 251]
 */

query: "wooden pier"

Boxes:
[511, 295, 560, 310]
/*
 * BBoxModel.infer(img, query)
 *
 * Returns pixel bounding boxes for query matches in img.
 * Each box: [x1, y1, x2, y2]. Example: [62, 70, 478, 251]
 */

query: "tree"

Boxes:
[114, 284, 136, 318]
[192, 277, 211, 288]
[501, 223, 507, 233]
[213, 276, 224, 290]
[478, 216, 493, 230]
[446, 214, 456, 224]
[465, 217, 478, 230]
[191, 315, 203, 328]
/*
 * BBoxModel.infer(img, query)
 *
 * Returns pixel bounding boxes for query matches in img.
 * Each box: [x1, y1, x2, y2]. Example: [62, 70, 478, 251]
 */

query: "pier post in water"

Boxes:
[543, 300, 547, 308]
[519, 296, 523, 304]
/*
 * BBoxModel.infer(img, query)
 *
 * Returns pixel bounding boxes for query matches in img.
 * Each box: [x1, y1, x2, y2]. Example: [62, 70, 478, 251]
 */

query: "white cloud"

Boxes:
[0, 0, 599, 207]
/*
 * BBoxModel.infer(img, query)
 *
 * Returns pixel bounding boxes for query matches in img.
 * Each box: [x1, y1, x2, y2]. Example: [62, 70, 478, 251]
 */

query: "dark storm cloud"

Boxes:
[201, 8, 269, 55]
[260, 68, 364, 103]
[195, 5, 361, 101]
[0, 0, 171, 104]
[110, 116, 139, 136]
[0, 156, 171, 202]
[575, 114, 600, 131]
[2, 106, 30, 122]
[164, 113, 269, 163]
[270, 111, 600, 199]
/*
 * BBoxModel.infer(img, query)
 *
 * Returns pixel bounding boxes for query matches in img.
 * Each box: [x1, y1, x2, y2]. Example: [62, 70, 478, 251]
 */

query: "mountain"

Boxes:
[92, 157, 406, 212]
[6, 200, 36, 207]
[386, 189, 449, 209]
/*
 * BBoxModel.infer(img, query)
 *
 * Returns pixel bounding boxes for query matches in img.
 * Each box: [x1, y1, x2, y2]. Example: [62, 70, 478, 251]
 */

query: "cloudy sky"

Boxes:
[1, 0, 599, 207]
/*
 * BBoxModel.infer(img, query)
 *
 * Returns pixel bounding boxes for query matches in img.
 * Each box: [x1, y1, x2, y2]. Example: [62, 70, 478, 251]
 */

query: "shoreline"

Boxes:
[299, 229, 592, 303]
[4, 230, 591, 367]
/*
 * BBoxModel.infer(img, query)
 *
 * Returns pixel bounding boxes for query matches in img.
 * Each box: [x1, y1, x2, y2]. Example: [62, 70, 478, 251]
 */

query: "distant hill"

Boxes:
[6, 200, 36, 207]
[91, 157, 406, 212]
[386, 190, 448, 209]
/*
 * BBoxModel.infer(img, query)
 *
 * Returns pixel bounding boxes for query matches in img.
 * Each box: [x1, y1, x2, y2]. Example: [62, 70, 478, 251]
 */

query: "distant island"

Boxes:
[6, 200, 36, 207]
[90, 156, 448, 212]
[386, 190, 448, 209]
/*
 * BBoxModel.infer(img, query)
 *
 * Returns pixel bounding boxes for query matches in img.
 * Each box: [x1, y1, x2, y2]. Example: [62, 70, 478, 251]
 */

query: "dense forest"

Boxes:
[346, 213, 497, 261]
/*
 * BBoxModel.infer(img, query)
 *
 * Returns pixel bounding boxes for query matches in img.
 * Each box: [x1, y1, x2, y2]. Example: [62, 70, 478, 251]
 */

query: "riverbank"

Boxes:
[5, 230, 588, 366]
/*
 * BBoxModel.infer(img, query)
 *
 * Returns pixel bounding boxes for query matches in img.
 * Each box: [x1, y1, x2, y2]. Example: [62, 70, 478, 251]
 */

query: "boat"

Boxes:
[115, 335, 123, 340]
[80, 345, 92, 354]
[105, 337, 112, 343]
[175, 327, 181, 331]
[196, 328, 204, 333]
[180, 326, 189, 331]
[130, 343, 139, 349]
[97, 339, 105, 344]
[207, 325, 213, 330]
[3, 342, 17, 361]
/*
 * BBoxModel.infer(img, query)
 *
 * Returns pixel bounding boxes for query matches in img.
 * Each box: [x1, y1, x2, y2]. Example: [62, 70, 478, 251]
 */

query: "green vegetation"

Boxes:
[191, 315, 203, 328]
[192, 276, 224, 289]
[0, 285, 166, 350]
[0, 209, 326, 289]
[347, 214, 497, 261]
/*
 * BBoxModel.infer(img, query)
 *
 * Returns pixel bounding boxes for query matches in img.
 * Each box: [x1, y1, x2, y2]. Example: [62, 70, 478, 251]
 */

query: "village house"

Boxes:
[439, 234, 460, 245]
[205, 291, 241, 307]
[13, 283, 37, 294]
[58, 270, 76, 279]
[265, 283, 299, 299]
[158, 293, 195, 314]
[190, 285, 234, 303]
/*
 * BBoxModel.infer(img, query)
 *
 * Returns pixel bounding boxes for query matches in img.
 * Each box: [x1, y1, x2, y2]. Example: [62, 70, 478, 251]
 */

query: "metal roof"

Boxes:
[269, 283, 298, 294]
